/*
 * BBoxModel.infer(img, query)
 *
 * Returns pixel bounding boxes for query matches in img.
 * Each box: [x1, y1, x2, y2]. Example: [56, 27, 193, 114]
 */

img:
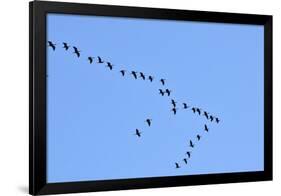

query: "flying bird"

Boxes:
[171, 108, 178, 115]
[189, 140, 194, 148]
[88, 57, 94, 64]
[183, 158, 188, 164]
[186, 151, 191, 158]
[196, 134, 201, 141]
[203, 111, 209, 119]
[175, 162, 180, 169]
[139, 72, 146, 80]
[171, 99, 177, 108]
[106, 62, 114, 70]
[148, 76, 154, 82]
[73, 46, 81, 57]
[120, 70, 126, 76]
[97, 56, 104, 63]
[131, 71, 138, 79]
[160, 78, 166, 86]
[209, 115, 214, 122]
[159, 89, 165, 96]
[48, 41, 56, 51]
[135, 129, 142, 137]
[191, 107, 196, 113]
[204, 124, 209, 132]
[215, 117, 220, 123]
[62, 42, 70, 50]
[165, 89, 172, 96]
[183, 103, 189, 109]
[196, 108, 202, 115]
[145, 119, 152, 127]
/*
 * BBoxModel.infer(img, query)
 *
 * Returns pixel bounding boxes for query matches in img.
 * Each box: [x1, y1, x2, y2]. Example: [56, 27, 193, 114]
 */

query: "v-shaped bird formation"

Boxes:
[48, 40, 221, 170]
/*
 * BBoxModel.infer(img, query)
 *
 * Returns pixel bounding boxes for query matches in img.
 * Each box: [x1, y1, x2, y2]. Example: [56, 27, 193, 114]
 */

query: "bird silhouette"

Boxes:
[203, 111, 209, 119]
[159, 89, 165, 96]
[139, 72, 146, 80]
[210, 115, 214, 122]
[196, 108, 201, 115]
[62, 42, 70, 50]
[160, 78, 166, 85]
[148, 76, 154, 82]
[120, 70, 126, 76]
[106, 62, 114, 70]
[171, 108, 178, 115]
[131, 71, 138, 79]
[175, 162, 180, 168]
[171, 99, 177, 108]
[145, 119, 152, 126]
[183, 103, 189, 109]
[196, 134, 201, 141]
[135, 129, 142, 137]
[97, 56, 104, 63]
[165, 89, 172, 96]
[48, 41, 56, 51]
[204, 124, 209, 132]
[88, 57, 94, 64]
[215, 117, 220, 123]
[189, 140, 194, 148]
[73, 46, 81, 57]
[191, 107, 196, 113]
[183, 158, 188, 164]
[186, 151, 191, 158]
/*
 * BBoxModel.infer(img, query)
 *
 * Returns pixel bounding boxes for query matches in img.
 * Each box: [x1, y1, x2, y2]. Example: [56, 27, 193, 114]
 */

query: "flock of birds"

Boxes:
[48, 40, 221, 170]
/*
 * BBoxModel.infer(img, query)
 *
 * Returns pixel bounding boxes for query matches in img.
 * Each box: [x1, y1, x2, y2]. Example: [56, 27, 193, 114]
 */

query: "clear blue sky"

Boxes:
[46, 13, 264, 183]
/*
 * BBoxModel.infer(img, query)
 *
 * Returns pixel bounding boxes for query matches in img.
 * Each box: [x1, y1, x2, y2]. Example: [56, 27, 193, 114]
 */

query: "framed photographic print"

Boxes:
[29, 1, 272, 195]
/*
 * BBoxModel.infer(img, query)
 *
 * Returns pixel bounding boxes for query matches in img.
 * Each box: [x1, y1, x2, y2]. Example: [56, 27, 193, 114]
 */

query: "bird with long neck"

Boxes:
[63, 42, 70, 50]
[106, 62, 114, 70]
[204, 124, 209, 132]
[159, 89, 165, 96]
[165, 89, 172, 96]
[139, 72, 146, 80]
[148, 76, 154, 82]
[88, 56, 94, 64]
[48, 41, 56, 51]
[183, 158, 188, 164]
[120, 70, 126, 76]
[171, 107, 178, 115]
[171, 99, 177, 108]
[186, 151, 191, 158]
[131, 71, 138, 79]
[191, 107, 196, 113]
[203, 111, 209, 119]
[189, 140, 194, 148]
[215, 117, 220, 123]
[97, 56, 104, 63]
[183, 103, 189, 109]
[160, 78, 166, 85]
[145, 119, 152, 126]
[73, 46, 81, 57]
[134, 129, 142, 137]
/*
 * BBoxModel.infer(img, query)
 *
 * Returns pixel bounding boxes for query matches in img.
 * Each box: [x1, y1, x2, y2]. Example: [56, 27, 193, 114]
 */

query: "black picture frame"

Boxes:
[29, 1, 273, 195]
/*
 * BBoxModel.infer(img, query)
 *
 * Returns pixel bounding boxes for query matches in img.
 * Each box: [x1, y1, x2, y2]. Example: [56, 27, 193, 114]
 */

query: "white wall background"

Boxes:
[0, 0, 279, 195]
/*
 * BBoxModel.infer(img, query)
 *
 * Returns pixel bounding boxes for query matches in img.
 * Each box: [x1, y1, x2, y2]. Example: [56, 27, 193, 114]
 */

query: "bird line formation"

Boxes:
[48, 41, 220, 122]
[175, 123, 211, 169]
[48, 41, 221, 169]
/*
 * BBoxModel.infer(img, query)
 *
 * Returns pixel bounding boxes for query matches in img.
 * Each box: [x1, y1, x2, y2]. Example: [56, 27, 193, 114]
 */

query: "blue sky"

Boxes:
[46, 13, 264, 183]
